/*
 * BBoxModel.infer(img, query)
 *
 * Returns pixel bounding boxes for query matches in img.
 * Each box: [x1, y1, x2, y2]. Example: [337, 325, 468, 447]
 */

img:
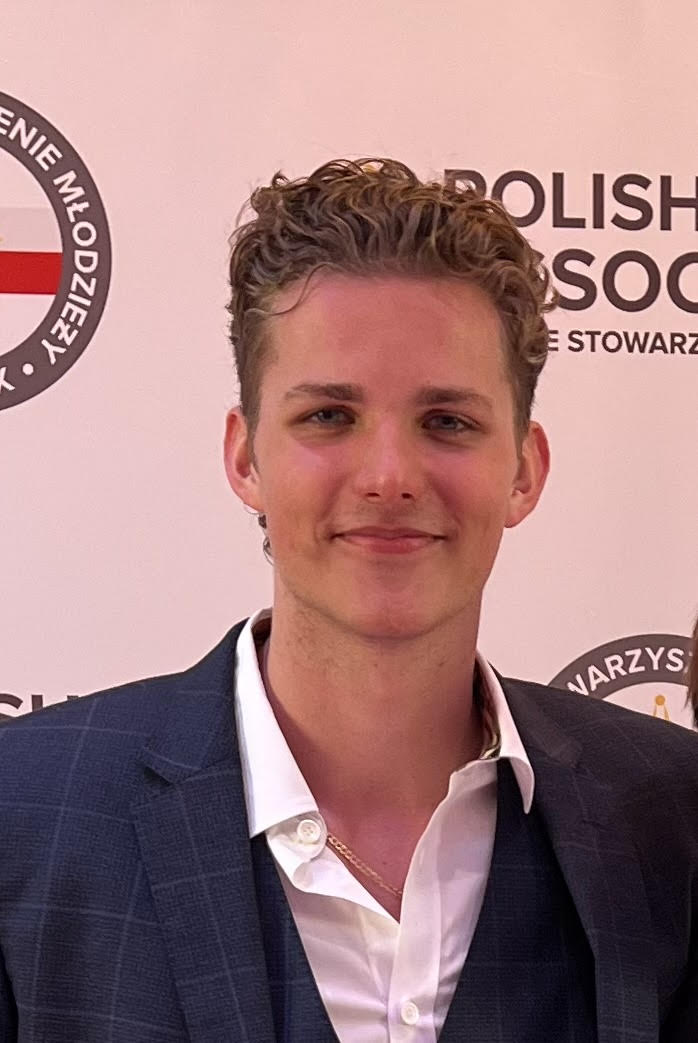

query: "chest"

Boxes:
[253, 762, 600, 1043]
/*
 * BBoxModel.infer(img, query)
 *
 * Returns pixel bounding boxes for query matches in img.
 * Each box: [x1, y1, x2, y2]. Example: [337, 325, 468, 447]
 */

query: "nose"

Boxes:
[351, 420, 424, 503]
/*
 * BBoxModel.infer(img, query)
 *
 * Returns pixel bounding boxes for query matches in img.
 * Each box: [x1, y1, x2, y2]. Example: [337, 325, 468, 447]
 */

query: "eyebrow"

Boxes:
[284, 383, 363, 402]
[283, 382, 493, 410]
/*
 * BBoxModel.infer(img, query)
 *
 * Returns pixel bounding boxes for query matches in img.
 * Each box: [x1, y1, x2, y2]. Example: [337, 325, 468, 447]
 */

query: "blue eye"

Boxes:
[425, 414, 471, 432]
[306, 408, 353, 425]
[301, 410, 475, 432]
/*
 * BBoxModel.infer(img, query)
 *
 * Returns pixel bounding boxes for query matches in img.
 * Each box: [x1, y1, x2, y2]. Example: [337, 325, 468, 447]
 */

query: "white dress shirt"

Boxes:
[234, 609, 534, 1043]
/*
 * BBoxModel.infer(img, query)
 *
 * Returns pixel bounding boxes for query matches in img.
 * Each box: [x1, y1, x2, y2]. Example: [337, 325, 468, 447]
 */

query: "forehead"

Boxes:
[261, 273, 510, 396]
[273, 272, 501, 340]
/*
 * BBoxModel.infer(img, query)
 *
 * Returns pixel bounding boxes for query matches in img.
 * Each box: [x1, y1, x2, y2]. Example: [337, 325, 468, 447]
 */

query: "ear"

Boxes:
[504, 421, 550, 529]
[223, 407, 265, 513]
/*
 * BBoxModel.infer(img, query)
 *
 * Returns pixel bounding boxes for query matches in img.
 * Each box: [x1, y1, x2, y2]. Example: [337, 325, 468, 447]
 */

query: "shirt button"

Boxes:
[297, 818, 322, 844]
[401, 1000, 419, 1026]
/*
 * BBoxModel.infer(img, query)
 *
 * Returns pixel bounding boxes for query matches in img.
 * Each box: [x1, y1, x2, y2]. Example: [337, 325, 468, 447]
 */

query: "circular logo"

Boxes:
[550, 633, 694, 730]
[0, 93, 111, 409]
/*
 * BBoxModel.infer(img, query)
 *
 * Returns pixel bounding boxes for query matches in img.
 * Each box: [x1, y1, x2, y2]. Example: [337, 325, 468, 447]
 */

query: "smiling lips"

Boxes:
[336, 527, 443, 554]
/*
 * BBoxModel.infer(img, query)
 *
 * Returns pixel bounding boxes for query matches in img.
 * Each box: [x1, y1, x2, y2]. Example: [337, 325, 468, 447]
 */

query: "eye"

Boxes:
[424, 413, 475, 433]
[304, 407, 354, 426]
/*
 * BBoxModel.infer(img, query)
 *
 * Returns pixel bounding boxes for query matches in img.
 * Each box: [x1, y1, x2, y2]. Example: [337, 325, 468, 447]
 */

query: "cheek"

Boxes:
[439, 462, 515, 526]
[264, 450, 343, 540]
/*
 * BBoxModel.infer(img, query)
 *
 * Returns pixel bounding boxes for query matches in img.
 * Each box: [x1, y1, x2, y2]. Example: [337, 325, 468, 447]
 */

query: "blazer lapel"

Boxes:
[504, 680, 658, 1043]
[131, 626, 277, 1043]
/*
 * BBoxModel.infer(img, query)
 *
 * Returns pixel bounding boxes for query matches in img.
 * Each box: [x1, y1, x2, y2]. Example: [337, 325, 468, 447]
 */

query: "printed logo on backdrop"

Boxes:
[0, 92, 111, 409]
[550, 633, 694, 729]
[445, 168, 698, 357]
[0, 692, 79, 722]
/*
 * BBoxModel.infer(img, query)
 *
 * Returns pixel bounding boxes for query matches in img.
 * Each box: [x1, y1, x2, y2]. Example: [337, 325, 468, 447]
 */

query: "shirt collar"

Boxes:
[474, 654, 535, 813]
[234, 609, 318, 838]
[234, 608, 535, 839]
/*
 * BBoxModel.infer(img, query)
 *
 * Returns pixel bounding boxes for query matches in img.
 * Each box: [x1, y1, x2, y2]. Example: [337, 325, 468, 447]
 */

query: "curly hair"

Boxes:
[228, 158, 556, 440]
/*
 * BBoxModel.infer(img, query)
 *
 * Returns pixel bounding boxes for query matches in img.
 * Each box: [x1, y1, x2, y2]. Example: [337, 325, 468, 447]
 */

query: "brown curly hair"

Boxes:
[228, 158, 556, 443]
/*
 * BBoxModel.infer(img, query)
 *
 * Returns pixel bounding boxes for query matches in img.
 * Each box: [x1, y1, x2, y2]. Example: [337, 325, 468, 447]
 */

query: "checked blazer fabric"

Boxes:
[0, 620, 697, 1042]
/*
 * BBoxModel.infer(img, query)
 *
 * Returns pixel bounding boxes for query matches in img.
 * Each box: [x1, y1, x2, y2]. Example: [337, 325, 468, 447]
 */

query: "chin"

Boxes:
[334, 599, 445, 641]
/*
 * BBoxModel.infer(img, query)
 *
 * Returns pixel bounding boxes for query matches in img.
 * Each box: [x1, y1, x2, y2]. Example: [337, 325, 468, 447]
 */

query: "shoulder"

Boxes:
[503, 676, 698, 782]
[1, 658, 194, 742]
[504, 679, 698, 900]
[0, 673, 173, 822]
[0, 624, 246, 906]
[0, 622, 245, 808]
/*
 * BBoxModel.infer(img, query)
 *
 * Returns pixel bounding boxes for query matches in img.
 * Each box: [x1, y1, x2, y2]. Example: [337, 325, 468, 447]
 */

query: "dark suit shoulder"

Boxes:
[0, 664, 197, 760]
[0, 621, 245, 731]
[504, 675, 698, 946]
[1, 661, 203, 735]
[504, 676, 698, 793]
[0, 623, 244, 817]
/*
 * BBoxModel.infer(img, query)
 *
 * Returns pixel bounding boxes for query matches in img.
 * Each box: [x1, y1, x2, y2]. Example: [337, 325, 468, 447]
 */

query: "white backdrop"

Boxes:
[2, 1, 696, 728]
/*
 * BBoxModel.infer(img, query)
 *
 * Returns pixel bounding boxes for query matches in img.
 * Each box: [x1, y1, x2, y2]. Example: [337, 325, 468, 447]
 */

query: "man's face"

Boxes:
[225, 274, 548, 640]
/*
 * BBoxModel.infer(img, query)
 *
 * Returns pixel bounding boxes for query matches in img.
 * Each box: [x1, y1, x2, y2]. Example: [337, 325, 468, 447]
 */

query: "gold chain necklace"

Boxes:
[326, 832, 404, 898]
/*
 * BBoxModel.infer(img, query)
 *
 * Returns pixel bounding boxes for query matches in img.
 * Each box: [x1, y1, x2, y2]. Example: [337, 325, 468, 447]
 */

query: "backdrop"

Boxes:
[2, 1, 696, 729]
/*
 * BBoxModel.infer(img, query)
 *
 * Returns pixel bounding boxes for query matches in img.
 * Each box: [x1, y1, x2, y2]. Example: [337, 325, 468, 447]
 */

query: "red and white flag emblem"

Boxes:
[0, 206, 61, 353]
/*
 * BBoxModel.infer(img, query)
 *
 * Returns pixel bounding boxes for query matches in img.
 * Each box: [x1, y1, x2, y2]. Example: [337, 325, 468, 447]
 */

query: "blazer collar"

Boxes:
[136, 622, 246, 783]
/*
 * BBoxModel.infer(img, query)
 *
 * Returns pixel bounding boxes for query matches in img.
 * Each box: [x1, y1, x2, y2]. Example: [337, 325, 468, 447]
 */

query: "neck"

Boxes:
[258, 594, 483, 831]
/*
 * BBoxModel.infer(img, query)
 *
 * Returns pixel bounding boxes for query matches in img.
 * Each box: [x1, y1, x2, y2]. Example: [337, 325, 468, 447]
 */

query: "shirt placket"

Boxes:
[386, 811, 443, 1043]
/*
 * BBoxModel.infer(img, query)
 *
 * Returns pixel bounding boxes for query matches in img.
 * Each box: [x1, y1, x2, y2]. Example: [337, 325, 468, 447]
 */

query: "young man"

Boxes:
[0, 159, 696, 1042]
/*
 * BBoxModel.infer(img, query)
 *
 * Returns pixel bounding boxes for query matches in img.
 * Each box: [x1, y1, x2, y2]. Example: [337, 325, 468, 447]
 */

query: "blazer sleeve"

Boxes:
[0, 942, 18, 1042]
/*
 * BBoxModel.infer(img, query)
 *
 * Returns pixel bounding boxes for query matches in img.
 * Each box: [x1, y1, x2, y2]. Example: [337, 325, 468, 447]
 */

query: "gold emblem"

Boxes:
[652, 693, 670, 721]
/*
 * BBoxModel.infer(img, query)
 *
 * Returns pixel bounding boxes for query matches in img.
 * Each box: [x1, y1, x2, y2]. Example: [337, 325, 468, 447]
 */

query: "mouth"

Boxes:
[334, 528, 444, 554]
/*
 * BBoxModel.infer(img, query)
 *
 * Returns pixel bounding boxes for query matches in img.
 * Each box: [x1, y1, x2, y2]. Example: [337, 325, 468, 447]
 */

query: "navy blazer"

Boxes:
[0, 621, 696, 1042]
